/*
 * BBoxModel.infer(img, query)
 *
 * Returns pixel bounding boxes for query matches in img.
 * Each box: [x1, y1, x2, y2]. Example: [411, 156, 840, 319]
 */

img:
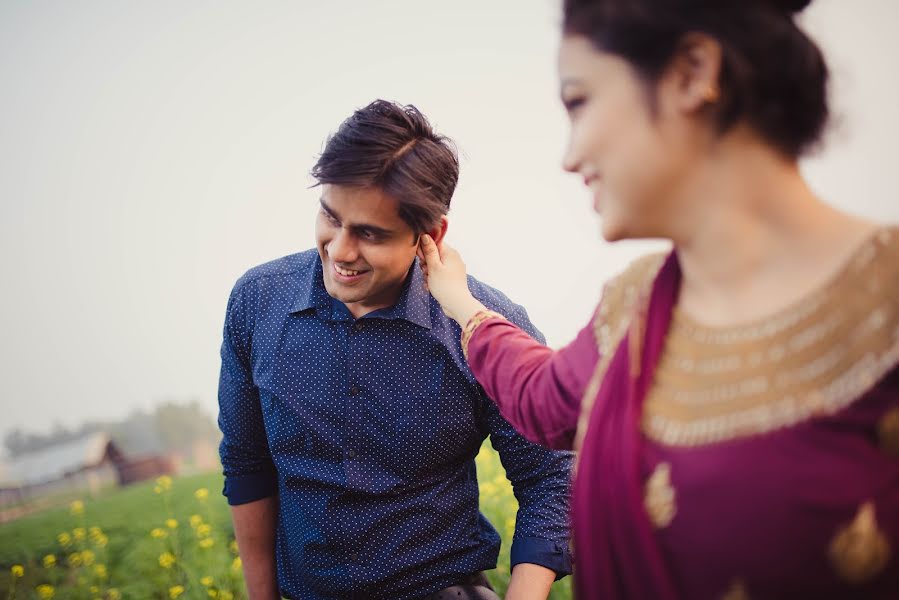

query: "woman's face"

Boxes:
[559, 35, 699, 242]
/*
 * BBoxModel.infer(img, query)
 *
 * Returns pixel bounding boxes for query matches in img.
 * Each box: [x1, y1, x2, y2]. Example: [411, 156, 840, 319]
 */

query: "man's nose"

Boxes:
[327, 228, 358, 263]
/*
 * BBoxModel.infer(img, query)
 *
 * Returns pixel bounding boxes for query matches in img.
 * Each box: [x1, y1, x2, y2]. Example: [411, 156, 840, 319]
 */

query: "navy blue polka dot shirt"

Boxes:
[218, 249, 573, 599]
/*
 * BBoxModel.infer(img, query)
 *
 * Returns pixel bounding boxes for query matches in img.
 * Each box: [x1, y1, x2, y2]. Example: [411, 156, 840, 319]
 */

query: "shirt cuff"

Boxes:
[510, 536, 573, 579]
[222, 470, 278, 505]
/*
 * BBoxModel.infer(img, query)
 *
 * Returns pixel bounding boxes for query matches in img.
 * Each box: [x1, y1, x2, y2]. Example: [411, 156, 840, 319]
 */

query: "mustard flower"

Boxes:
[158, 551, 176, 569]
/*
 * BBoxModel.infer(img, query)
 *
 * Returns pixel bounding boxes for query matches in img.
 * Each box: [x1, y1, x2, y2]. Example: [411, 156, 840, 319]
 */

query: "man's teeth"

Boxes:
[336, 265, 362, 277]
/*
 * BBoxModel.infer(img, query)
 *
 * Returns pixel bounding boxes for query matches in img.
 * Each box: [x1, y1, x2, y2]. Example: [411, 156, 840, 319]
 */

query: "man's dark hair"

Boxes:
[563, 0, 828, 159]
[311, 100, 459, 235]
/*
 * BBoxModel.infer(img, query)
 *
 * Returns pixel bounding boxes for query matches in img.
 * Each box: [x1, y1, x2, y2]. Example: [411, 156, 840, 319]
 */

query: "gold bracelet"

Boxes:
[461, 310, 507, 360]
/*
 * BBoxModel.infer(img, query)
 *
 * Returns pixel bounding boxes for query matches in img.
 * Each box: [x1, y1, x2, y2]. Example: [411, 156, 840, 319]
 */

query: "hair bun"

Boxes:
[773, 0, 813, 14]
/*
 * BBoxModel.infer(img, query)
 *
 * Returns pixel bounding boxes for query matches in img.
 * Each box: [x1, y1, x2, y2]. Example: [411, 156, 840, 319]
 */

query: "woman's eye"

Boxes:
[563, 97, 585, 113]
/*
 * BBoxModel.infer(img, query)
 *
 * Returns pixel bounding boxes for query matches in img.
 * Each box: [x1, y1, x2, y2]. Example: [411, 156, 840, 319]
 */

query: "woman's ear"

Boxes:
[660, 32, 724, 114]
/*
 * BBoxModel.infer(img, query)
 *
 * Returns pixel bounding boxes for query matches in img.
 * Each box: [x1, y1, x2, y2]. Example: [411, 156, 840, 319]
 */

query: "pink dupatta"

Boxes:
[571, 250, 682, 599]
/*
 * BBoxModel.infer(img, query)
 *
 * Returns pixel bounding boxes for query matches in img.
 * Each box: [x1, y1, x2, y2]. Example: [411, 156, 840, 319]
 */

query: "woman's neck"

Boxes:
[668, 129, 876, 327]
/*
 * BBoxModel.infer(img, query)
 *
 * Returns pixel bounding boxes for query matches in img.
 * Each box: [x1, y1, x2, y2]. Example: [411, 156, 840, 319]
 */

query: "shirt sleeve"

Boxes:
[483, 307, 574, 578]
[468, 306, 600, 451]
[218, 279, 278, 505]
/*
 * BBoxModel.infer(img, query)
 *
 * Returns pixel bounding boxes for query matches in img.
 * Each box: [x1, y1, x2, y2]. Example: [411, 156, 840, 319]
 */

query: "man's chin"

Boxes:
[325, 285, 364, 305]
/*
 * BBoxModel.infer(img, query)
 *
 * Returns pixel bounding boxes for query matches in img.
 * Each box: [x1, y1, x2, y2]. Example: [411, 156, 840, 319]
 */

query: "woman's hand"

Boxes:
[418, 234, 487, 326]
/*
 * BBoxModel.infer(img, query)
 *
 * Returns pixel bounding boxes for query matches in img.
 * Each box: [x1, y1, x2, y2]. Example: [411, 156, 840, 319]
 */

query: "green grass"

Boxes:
[1, 444, 571, 599]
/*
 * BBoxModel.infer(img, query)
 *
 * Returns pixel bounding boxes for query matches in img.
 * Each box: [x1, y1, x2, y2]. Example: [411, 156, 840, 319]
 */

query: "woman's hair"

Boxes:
[311, 99, 459, 235]
[563, 0, 828, 158]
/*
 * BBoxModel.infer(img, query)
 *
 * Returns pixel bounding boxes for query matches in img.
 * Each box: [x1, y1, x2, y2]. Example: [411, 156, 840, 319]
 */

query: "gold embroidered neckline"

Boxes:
[643, 227, 899, 447]
[672, 226, 888, 343]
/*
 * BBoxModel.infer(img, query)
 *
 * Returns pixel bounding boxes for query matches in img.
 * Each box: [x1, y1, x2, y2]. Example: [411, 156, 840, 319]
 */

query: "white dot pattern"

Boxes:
[218, 250, 572, 599]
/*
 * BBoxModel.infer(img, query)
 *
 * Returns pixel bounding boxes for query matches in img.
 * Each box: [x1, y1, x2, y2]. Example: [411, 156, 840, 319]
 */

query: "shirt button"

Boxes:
[348, 385, 360, 396]
[346, 449, 356, 459]
[350, 553, 359, 562]
[353, 321, 365, 332]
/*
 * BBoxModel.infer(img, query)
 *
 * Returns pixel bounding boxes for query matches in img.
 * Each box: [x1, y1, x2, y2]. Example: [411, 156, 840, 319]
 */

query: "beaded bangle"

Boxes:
[461, 310, 507, 360]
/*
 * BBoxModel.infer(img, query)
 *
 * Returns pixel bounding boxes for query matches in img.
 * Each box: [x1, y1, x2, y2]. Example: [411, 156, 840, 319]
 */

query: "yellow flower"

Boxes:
[231, 557, 242, 573]
[199, 538, 215, 549]
[200, 576, 214, 587]
[89, 526, 102, 537]
[156, 475, 173, 490]
[151, 528, 168, 539]
[196, 523, 212, 538]
[68, 552, 83, 567]
[11, 564, 24, 577]
[208, 591, 219, 599]
[219, 591, 233, 600]
[70, 500, 85, 516]
[43, 554, 56, 568]
[165, 518, 178, 529]
[229, 539, 239, 554]
[94, 534, 108, 548]
[154, 485, 163, 494]
[169, 584, 185, 599]
[108, 589, 122, 600]
[190, 514, 203, 528]
[194, 487, 209, 501]
[90, 585, 99, 594]
[158, 551, 176, 569]
[73, 527, 86, 541]
[36, 584, 55, 599]
[94, 564, 107, 579]
[57, 532, 72, 547]
[80, 550, 95, 566]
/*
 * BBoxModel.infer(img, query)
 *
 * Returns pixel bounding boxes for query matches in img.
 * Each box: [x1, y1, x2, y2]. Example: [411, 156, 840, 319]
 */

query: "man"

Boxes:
[218, 100, 572, 600]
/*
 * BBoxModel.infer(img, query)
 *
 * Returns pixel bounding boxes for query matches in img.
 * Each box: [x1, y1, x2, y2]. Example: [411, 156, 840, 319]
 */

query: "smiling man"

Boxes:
[217, 100, 572, 600]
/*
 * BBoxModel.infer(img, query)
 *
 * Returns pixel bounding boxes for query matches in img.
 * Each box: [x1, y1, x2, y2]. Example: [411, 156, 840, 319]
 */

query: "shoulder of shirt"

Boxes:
[230, 249, 319, 296]
[465, 274, 525, 317]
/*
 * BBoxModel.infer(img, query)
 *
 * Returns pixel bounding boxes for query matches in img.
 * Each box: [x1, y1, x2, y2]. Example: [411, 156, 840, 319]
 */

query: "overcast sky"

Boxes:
[1, 0, 897, 442]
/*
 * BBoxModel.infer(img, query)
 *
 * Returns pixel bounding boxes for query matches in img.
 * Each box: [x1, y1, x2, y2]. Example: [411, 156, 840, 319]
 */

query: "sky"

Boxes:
[1, 0, 898, 441]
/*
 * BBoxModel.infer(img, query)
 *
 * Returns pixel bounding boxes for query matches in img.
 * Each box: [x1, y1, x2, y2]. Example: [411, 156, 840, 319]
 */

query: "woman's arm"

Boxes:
[420, 235, 598, 448]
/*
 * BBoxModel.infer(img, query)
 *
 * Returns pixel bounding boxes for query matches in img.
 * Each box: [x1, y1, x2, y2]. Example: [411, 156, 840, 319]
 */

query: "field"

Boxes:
[1, 443, 572, 599]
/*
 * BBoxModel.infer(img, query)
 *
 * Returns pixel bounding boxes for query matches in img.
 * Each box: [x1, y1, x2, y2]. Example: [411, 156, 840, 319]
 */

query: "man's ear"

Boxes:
[425, 216, 449, 246]
[416, 216, 448, 264]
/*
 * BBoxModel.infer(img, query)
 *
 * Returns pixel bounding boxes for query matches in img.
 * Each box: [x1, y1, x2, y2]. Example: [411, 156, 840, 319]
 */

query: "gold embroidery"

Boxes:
[644, 462, 676, 528]
[879, 407, 899, 457]
[721, 579, 750, 600]
[573, 253, 667, 457]
[829, 502, 891, 584]
[643, 227, 899, 446]
[460, 310, 507, 360]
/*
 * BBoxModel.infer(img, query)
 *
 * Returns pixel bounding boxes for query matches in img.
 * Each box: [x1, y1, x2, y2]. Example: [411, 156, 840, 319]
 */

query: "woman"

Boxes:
[418, 0, 899, 598]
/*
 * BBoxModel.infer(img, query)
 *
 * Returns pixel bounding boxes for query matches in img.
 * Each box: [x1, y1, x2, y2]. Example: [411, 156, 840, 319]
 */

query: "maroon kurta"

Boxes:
[466, 238, 899, 599]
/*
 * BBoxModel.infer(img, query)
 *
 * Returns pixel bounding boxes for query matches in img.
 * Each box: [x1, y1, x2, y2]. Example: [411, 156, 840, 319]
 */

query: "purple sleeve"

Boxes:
[466, 310, 600, 450]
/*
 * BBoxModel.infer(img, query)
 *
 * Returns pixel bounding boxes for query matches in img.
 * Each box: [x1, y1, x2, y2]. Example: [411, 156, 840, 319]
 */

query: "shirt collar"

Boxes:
[290, 254, 432, 330]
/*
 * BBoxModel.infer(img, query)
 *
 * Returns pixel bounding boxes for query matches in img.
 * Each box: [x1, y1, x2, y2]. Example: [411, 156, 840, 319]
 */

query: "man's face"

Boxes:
[316, 184, 420, 318]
